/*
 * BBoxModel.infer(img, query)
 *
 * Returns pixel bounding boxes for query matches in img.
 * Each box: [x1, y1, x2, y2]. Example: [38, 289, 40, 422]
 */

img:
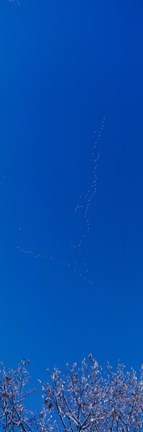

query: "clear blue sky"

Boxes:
[0, 0, 143, 379]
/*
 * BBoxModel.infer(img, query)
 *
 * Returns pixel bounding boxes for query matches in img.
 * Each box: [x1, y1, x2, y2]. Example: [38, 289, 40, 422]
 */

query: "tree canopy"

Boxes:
[0, 355, 143, 431]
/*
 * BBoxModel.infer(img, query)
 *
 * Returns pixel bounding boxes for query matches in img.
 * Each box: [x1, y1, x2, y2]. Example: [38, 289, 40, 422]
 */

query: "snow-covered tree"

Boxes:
[40, 354, 143, 432]
[0, 355, 143, 432]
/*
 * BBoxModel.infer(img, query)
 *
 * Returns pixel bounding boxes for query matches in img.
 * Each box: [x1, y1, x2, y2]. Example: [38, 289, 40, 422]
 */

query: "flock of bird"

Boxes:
[17, 117, 106, 286]
[71, 116, 106, 249]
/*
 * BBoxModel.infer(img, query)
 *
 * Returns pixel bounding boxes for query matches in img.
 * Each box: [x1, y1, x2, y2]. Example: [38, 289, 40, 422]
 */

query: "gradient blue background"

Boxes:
[0, 0, 143, 379]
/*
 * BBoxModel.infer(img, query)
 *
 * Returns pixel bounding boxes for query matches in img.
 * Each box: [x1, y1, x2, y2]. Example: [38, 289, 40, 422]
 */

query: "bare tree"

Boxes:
[0, 356, 143, 432]
[0, 360, 35, 432]
[40, 355, 143, 432]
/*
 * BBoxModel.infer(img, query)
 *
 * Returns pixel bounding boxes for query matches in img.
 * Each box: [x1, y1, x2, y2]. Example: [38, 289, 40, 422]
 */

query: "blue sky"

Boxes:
[0, 0, 143, 379]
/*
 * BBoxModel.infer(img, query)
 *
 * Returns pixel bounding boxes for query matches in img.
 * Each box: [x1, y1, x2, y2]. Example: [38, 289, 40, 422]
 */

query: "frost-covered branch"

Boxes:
[0, 356, 143, 431]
